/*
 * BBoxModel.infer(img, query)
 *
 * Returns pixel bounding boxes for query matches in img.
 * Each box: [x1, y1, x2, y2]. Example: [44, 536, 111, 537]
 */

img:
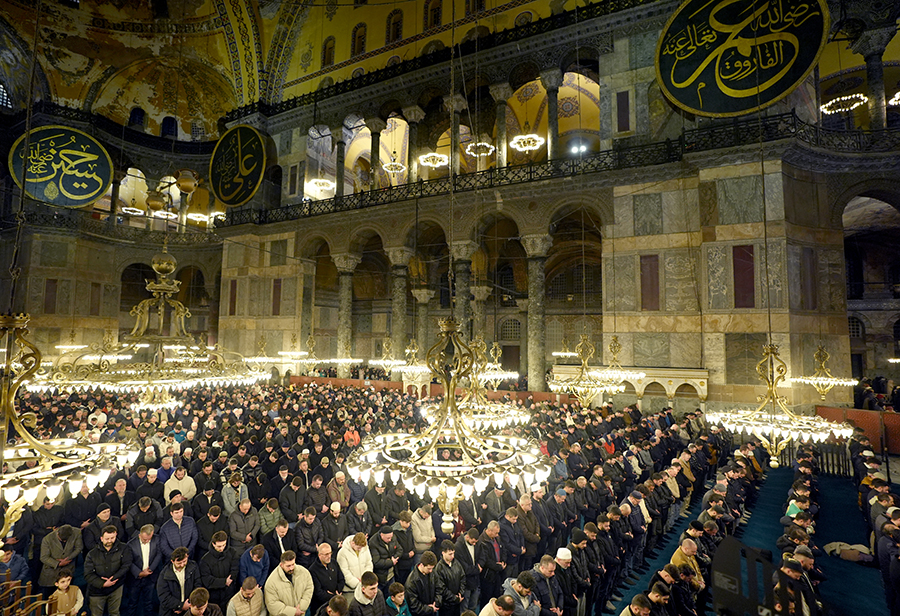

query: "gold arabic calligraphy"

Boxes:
[661, 0, 820, 104]
[213, 128, 261, 203]
[23, 132, 107, 202]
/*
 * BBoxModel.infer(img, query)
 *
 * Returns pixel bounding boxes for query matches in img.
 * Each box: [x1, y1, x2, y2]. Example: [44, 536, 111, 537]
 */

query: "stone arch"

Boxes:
[829, 177, 900, 228]
[508, 61, 541, 91]
[297, 234, 335, 260]
[349, 226, 389, 255]
[468, 209, 528, 245]
[401, 216, 449, 250]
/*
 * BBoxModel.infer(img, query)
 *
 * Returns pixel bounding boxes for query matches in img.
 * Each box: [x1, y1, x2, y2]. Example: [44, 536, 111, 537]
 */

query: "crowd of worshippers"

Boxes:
[854, 431, 900, 616]
[0, 382, 754, 616]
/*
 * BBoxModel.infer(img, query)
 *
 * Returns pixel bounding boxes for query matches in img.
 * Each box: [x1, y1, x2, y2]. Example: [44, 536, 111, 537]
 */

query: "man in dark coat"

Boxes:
[310, 542, 346, 615]
[499, 507, 526, 577]
[84, 525, 132, 616]
[454, 530, 480, 612]
[475, 521, 506, 603]
[157, 547, 203, 616]
[199, 531, 240, 610]
[433, 540, 465, 616]
[371, 526, 403, 588]
[296, 507, 326, 567]
[405, 551, 438, 616]
[264, 521, 300, 570]
[127, 524, 162, 616]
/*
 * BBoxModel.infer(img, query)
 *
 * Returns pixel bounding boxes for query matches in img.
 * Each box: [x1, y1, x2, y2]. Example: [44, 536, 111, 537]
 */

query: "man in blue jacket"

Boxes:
[159, 502, 198, 560]
[126, 524, 162, 616]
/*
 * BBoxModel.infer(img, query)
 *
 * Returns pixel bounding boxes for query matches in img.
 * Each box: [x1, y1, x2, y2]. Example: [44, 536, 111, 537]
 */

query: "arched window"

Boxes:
[424, 0, 441, 29]
[322, 37, 335, 67]
[351, 23, 367, 57]
[386, 10, 403, 44]
[466, 0, 484, 15]
[0, 83, 12, 108]
[160, 116, 177, 138]
[848, 316, 865, 340]
[500, 319, 521, 341]
[128, 107, 146, 128]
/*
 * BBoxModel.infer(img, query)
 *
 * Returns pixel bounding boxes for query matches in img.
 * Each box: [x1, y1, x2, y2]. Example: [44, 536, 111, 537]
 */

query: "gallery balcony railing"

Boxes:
[0, 201, 222, 246]
[222, 111, 900, 228]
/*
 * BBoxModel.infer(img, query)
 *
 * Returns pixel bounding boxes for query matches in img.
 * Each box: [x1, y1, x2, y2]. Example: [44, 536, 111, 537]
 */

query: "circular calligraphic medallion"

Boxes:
[209, 125, 267, 207]
[655, 0, 829, 117]
[8, 125, 114, 208]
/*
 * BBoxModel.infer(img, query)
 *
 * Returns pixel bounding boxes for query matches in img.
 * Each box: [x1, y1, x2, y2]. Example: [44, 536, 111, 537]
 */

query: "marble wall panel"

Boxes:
[614, 195, 634, 237]
[662, 189, 700, 234]
[282, 276, 297, 316]
[301, 276, 314, 338]
[599, 89, 613, 141]
[633, 332, 670, 366]
[629, 31, 657, 69]
[634, 193, 663, 236]
[270, 240, 288, 267]
[761, 239, 785, 309]
[724, 332, 767, 384]
[665, 249, 700, 311]
[704, 333, 726, 384]
[605, 256, 636, 311]
[74, 280, 90, 315]
[717, 176, 764, 225]
[40, 241, 69, 267]
[103, 284, 118, 317]
[819, 248, 845, 312]
[57, 279, 72, 315]
[225, 244, 245, 269]
[699, 181, 718, 227]
[765, 172, 785, 221]
[670, 333, 702, 367]
[603, 332, 634, 366]
[787, 244, 802, 311]
[706, 246, 729, 310]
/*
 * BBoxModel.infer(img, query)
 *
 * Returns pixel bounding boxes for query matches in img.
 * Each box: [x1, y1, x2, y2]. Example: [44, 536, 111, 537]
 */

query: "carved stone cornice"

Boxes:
[332, 252, 362, 273]
[851, 26, 897, 59]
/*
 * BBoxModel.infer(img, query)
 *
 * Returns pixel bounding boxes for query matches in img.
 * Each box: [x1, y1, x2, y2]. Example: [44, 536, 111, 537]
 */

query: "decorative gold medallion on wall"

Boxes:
[209, 125, 267, 207]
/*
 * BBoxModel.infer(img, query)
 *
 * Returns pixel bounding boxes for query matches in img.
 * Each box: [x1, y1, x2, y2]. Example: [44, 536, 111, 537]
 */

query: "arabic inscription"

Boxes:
[209, 125, 267, 207]
[656, 0, 829, 117]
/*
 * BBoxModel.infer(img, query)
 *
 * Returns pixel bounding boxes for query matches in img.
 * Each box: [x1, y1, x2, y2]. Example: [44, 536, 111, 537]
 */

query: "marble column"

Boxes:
[540, 69, 563, 160]
[450, 241, 478, 337]
[489, 83, 513, 168]
[106, 170, 125, 229]
[402, 105, 425, 183]
[852, 27, 896, 130]
[366, 118, 387, 189]
[411, 288, 435, 354]
[470, 285, 492, 340]
[387, 247, 413, 378]
[516, 299, 529, 378]
[523, 233, 552, 392]
[331, 123, 346, 197]
[332, 252, 361, 377]
[444, 94, 467, 177]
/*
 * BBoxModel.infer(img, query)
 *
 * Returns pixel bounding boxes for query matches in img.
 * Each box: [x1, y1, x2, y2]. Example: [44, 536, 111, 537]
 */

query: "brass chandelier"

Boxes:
[790, 345, 857, 401]
[346, 318, 551, 532]
[27, 250, 268, 407]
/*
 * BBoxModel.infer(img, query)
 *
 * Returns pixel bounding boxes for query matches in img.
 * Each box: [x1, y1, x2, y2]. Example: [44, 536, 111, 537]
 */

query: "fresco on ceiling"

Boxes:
[92, 59, 234, 139]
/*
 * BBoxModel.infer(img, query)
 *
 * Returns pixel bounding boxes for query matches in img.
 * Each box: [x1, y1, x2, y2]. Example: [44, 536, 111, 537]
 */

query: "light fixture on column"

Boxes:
[790, 345, 857, 400]
[418, 152, 449, 168]
[820, 93, 868, 115]
[309, 177, 336, 191]
[278, 333, 310, 361]
[122, 198, 144, 216]
[465, 141, 495, 157]
[552, 336, 577, 359]
[297, 335, 320, 375]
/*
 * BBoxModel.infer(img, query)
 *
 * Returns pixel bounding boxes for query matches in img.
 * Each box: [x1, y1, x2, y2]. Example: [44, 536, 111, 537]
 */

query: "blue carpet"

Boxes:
[735, 469, 888, 616]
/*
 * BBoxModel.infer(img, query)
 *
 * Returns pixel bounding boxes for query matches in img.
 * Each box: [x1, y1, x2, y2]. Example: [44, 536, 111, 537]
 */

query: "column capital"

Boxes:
[540, 68, 564, 92]
[521, 233, 553, 258]
[516, 298, 529, 312]
[443, 94, 468, 113]
[450, 240, 479, 262]
[412, 288, 435, 304]
[402, 105, 426, 124]
[113, 169, 128, 183]
[332, 252, 361, 273]
[365, 117, 388, 134]
[852, 26, 896, 59]
[329, 123, 346, 144]
[489, 82, 513, 103]
[471, 285, 492, 301]
[386, 246, 414, 268]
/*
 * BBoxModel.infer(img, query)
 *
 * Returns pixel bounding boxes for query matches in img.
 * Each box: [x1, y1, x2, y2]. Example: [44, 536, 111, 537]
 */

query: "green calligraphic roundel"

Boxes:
[656, 0, 829, 117]
[209, 125, 267, 207]
[8, 125, 114, 208]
